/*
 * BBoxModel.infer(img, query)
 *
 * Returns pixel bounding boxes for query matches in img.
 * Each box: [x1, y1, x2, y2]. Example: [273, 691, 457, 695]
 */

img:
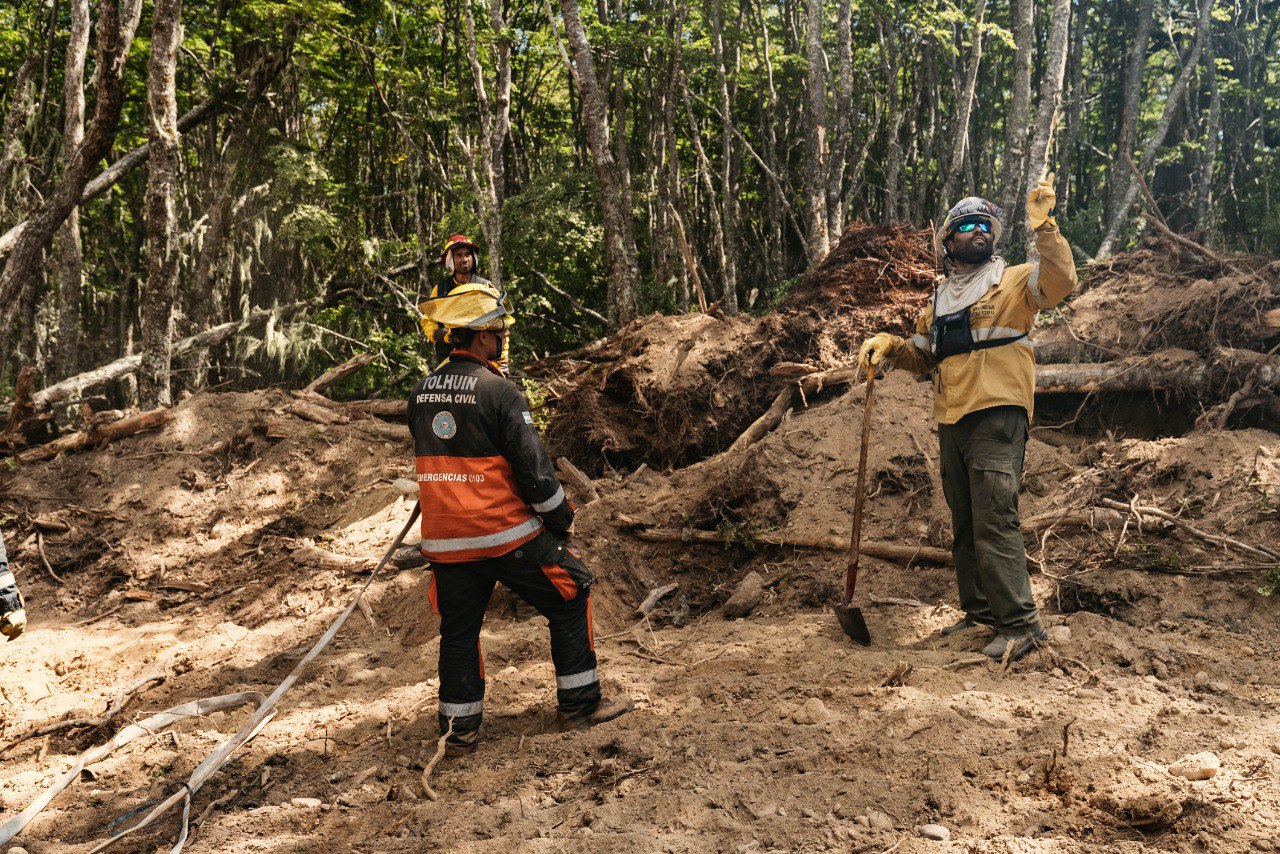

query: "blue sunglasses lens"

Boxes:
[955, 221, 991, 234]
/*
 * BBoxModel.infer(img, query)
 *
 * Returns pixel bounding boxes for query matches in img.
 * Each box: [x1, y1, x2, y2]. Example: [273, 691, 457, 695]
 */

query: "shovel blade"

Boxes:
[833, 602, 871, 645]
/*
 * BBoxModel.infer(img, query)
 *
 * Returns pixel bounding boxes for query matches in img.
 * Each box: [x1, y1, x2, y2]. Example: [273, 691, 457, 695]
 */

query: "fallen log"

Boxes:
[614, 513, 953, 564]
[304, 351, 378, 395]
[1035, 349, 1278, 394]
[341, 398, 407, 420]
[290, 399, 350, 425]
[289, 539, 374, 572]
[16, 408, 171, 463]
[1, 300, 319, 420]
[556, 456, 601, 504]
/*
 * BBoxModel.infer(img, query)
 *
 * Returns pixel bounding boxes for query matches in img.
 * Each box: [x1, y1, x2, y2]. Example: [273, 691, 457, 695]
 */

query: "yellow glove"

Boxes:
[1027, 172, 1056, 230]
[858, 333, 905, 368]
[1, 608, 26, 641]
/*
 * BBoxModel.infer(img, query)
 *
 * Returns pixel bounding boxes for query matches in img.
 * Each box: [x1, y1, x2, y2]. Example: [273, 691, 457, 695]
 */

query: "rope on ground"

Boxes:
[1, 503, 420, 854]
[0, 692, 266, 847]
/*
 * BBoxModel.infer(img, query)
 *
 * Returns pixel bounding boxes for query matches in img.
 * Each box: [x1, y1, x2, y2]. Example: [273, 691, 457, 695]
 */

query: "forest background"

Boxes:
[0, 0, 1276, 408]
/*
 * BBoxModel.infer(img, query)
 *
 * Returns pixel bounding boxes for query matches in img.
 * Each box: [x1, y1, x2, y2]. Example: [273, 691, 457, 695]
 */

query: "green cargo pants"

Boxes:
[938, 405, 1041, 635]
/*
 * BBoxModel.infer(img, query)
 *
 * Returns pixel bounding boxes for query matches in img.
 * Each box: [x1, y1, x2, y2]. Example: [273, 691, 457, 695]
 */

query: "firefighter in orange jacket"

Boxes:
[408, 284, 632, 756]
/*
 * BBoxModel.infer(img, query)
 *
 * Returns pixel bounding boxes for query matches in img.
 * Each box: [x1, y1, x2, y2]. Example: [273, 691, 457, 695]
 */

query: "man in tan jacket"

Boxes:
[858, 176, 1076, 662]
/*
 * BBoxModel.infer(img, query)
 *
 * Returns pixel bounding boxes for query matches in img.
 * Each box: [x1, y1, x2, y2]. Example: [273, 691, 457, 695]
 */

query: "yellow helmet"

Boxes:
[417, 282, 515, 341]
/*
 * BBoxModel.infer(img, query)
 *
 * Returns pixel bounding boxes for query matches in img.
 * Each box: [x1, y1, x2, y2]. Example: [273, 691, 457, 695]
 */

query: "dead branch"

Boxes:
[421, 717, 453, 801]
[555, 456, 601, 504]
[0, 674, 165, 757]
[1098, 497, 1280, 561]
[289, 539, 374, 572]
[614, 513, 953, 564]
[533, 270, 608, 326]
[637, 583, 679, 616]
[35, 532, 64, 584]
[304, 351, 379, 395]
[15, 408, 171, 463]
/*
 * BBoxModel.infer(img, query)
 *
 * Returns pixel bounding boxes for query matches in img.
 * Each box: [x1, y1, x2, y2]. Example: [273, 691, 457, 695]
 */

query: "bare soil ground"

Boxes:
[2, 237, 1279, 853]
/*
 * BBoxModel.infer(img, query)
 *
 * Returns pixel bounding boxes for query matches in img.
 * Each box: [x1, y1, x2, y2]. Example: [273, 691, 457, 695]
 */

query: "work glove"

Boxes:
[1, 608, 26, 641]
[1027, 172, 1057, 230]
[858, 333, 905, 369]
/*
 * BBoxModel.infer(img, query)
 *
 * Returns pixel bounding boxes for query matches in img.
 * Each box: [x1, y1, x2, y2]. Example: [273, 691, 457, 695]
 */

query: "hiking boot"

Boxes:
[444, 728, 481, 758]
[982, 628, 1050, 663]
[391, 544, 429, 570]
[940, 615, 994, 637]
[556, 696, 635, 732]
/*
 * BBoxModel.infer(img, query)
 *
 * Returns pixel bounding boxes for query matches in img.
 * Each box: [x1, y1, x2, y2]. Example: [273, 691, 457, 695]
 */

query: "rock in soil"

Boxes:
[1169, 752, 1221, 781]
[722, 571, 765, 619]
[791, 697, 831, 725]
[919, 823, 951, 841]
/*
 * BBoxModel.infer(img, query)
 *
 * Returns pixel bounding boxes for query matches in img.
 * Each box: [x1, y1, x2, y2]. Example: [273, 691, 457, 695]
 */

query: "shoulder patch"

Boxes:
[432, 411, 458, 440]
[522, 411, 534, 425]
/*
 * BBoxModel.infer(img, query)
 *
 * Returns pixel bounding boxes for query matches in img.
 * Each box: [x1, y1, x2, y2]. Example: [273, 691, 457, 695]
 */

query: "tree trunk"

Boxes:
[824, 0, 853, 245]
[1106, 0, 1155, 229]
[1096, 0, 1213, 259]
[557, 0, 640, 328]
[5, 299, 318, 418]
[1057, 0, 1086, 216]
[0, 0, 143, 336]
[1021, 0, 1071, 255]
[0, 47, 291, 264]
[51, 0, 91, 382]
[0, 55, 37, 217]
[877, 20, 906, 223]
[803, 0, 828, 261]
[138, 0, 183, 410]
[996, 0, 1033, 228]
[712, 0, 739, 313]
[1194, 27, 1220, 235]
[462, 0, 511, 287]
[939, 0, 988, 209]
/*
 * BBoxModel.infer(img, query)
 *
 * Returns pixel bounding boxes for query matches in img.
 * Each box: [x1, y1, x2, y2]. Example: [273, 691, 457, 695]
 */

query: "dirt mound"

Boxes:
[1036, 240, 1280, 362]
[538, 221, 939, 473]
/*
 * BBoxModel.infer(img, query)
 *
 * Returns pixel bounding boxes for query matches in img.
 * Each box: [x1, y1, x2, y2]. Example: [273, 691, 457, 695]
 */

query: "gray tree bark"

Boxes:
[51, 0, 91, 381]
[0, 0, 143, 336]
[0, 54, 37, 219]
[712, 0, 739, 312]
[996, 0, 1033, 228]
[824, 0, 853, 245]
[1106, 0, 1155, 228]
[1194, 28, 1221, 234]
[1021, 0, 1071, 255]
[461, 0, 511, 287]
[1096, 0, 1213, 259]
[138, 0, 183, 409]
[939, 0, 988, 210]
[803, 0, 828, 260]
[556, 0, 640, 328]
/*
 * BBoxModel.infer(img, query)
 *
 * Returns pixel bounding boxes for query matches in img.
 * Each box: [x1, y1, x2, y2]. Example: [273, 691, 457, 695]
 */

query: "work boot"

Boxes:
[940, 615, 995, 637]
[444, 728, 481, 758]
[556, 696, 635, 732]
[982, 628, 1049, 663]
[391, 544, 428, 570]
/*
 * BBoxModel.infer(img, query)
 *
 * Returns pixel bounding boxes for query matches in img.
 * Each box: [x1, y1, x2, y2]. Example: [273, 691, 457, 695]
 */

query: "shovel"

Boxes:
[834, 364, 876, 645]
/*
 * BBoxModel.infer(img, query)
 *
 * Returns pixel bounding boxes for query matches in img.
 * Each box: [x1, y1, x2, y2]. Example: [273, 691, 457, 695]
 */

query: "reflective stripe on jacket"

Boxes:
[407, 351, 572, 562]
[895, 223, 1078, 424]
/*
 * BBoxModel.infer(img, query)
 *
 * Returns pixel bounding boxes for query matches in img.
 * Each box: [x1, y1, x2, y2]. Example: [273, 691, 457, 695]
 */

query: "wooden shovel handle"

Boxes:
[843, 364, 876, 603]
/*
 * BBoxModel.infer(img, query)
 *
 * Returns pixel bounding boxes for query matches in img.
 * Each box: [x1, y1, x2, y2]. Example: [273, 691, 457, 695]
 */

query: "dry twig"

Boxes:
[421, 717, 453, 801]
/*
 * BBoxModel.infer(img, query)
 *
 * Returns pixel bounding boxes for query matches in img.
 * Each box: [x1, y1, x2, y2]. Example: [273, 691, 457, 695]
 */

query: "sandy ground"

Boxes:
[2, 384, 1280, 853]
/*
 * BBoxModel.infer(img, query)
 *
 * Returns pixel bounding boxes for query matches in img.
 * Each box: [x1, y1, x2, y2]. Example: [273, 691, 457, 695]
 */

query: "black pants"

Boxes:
[429, 531, 599, 736]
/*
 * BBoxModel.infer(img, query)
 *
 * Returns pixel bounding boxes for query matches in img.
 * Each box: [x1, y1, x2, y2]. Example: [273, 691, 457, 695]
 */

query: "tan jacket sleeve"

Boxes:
[1023, 222, 1078, 310]
[893, 311, 937, 376]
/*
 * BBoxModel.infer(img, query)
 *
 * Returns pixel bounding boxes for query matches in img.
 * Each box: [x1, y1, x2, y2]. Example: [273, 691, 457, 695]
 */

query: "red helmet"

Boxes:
[440, 234, 480, 268]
